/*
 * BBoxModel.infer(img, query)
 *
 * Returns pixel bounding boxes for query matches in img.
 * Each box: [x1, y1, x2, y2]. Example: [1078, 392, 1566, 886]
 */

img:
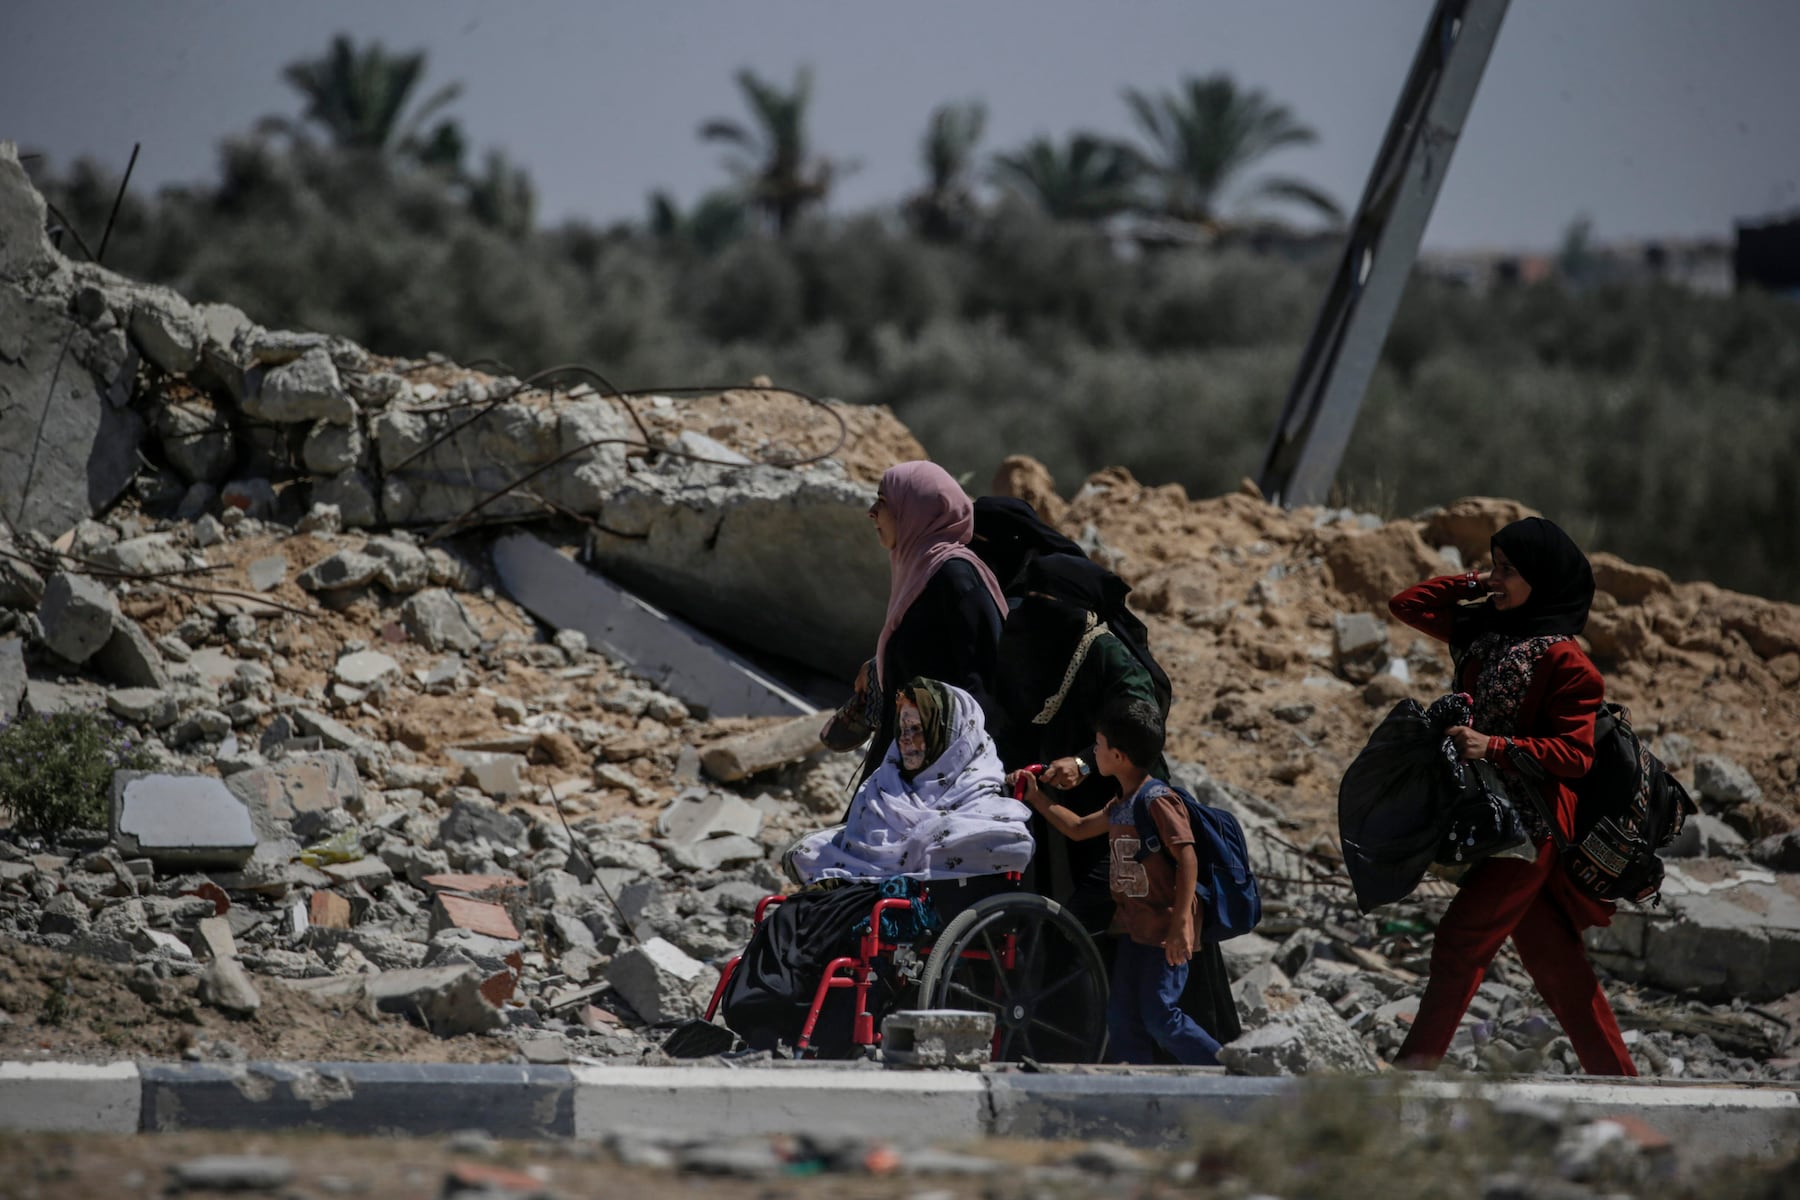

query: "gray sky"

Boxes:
[6, 0, 1798, 251]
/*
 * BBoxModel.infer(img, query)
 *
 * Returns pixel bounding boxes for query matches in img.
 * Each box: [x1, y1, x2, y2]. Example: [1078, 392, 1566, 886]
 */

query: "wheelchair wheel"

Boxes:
[916, 892, 1109, 1064]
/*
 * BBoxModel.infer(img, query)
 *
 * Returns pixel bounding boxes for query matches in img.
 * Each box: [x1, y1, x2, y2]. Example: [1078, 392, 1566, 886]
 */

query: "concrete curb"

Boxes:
[2, 1060, 1795, 1164]
[0, 1061, 140, 1133]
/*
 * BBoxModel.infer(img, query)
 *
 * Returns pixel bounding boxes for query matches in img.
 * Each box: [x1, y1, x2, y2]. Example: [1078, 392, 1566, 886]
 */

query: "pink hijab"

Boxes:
[874, 461, 1008, 686]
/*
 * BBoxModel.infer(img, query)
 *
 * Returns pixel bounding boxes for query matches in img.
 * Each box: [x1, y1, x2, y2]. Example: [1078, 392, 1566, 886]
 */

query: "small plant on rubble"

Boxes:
[0, 710, 154, 837]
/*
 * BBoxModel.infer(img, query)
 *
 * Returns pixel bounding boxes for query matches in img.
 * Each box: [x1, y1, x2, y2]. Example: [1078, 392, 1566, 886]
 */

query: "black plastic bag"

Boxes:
[1338, 696, 1529, 913]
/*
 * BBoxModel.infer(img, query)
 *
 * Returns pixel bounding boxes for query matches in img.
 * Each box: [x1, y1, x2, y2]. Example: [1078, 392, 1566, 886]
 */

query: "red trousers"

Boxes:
[1397, 841, 1637, 1076]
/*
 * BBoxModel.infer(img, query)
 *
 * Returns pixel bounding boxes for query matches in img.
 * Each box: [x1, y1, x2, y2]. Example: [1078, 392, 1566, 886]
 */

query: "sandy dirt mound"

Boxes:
[1012, 464, 1800, 847]
[0, 939, 508, 1064]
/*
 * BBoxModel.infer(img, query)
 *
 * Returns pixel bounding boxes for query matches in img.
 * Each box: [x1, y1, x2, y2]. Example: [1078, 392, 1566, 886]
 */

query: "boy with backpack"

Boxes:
[1011, 698, 1226, 1065]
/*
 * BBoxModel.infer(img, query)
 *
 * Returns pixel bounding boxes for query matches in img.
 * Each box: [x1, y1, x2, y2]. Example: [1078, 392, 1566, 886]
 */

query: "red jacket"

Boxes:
[1388, 573, 1602, 840]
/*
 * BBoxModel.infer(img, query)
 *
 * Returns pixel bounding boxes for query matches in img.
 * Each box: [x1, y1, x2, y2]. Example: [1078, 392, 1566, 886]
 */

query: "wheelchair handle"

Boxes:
[1013, 763, 1045, 800]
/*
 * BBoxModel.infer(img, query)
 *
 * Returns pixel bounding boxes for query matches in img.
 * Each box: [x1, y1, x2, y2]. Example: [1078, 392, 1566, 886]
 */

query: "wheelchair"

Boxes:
[702, 870, 1111, 1063]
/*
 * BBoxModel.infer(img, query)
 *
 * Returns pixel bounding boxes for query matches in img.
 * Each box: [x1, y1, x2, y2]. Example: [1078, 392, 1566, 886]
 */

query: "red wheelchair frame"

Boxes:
[702, 876, 1022, 1057]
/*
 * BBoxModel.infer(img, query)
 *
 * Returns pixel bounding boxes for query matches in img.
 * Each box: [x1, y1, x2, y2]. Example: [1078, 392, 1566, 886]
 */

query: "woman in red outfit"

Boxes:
[1389, 517, 1637, 1076]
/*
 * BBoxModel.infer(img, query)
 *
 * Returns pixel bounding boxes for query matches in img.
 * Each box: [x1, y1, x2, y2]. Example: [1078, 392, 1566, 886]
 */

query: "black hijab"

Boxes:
[971, 497, 1085, 593]
[1455, 517, 1595, 644]
[1006, 553, 1174, 719]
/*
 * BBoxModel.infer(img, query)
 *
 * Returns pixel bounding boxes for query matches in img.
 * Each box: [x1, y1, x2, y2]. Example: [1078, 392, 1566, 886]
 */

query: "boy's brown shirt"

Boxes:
[1105, 778, 1202, 947]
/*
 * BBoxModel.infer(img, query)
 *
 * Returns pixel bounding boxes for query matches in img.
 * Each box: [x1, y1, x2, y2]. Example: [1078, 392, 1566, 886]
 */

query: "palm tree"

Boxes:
[990, 134, 1143, 223]
[699, 67, 843, 236]
[1123, 73, 1341, 228]
[906, 100, 987, 241]
[272, 35, 465, 171]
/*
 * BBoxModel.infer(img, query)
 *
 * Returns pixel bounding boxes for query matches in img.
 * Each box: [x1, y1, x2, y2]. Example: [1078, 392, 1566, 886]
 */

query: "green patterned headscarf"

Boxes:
[896, 677, 953, 779]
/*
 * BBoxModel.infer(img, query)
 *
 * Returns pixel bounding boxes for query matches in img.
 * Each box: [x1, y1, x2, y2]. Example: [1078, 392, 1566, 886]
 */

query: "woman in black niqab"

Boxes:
[971, 497, 1085, 593]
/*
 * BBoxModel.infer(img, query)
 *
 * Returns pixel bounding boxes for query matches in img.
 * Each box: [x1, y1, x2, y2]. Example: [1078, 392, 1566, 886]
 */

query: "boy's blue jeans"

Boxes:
[1106, 938, 1222, 1066]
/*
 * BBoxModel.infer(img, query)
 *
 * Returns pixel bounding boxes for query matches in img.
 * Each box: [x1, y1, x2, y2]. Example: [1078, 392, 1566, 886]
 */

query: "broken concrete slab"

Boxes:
[491, 532, 815, 720]
[1586, 859, 1800, 1003]
[195, 916, 237, 961]
[581, 465, 889, 680]
[106, 686, 179, 728]
[656, 792, 765, 846]
[246, 555, 288, 592]
[0, 292, 146, 539]
[445, 749, 526, 799]
[288, 964, 503, 1036]
[437, 797, 526, 846]
[699, 715, 828, 783]
[90, 616, 169, 689]
[321, 857, 394, 889]
[110, 772, 257, 869]
[333, 649, 398, 688]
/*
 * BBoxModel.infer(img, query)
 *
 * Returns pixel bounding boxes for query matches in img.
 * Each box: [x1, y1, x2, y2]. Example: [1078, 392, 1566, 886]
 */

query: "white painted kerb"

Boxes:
[571, 1066, 986, 1143]
[0, 1061, 140, 1133]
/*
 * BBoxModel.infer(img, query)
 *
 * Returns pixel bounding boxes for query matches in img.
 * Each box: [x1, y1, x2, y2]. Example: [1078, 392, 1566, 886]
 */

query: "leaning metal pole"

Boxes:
[1256, 0, 1508, 507]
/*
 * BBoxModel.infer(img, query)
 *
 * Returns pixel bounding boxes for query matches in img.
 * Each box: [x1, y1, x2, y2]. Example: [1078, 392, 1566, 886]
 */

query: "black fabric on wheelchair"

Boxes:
[719, 875, 1022, 1058]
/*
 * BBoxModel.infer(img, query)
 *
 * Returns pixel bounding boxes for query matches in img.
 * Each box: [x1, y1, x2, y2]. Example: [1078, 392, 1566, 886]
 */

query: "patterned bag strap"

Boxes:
[1031, 614, 1110, 726]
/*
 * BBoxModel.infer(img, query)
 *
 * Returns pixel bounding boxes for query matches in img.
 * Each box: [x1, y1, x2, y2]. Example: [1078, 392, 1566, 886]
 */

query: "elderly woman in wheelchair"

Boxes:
[707, 678, 1110, 1061]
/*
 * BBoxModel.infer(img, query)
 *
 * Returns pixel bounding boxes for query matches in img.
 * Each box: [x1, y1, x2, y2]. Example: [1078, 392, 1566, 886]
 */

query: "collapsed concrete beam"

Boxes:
[700, 714, 828, 783]
[490, 532, 814, 720]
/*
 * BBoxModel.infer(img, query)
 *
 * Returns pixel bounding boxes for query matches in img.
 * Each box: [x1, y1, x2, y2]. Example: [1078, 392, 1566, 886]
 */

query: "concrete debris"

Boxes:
[606, 937, 715, 1025]
[169, 1155, 294, 1192]
[197, 955, 263, 1016]
[38, 571, 119, 663]
[881, 1009, 995, 1069]
[0, 153, 1798, 1087]
[110, 772, 257, 868]
[401, 588, 482, 652]
[491, 531, 815, 719]
[700, 715, 828, 782]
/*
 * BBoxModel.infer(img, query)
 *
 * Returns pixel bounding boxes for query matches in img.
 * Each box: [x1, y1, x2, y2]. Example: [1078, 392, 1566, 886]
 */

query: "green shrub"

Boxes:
[0, 710, 154, 837]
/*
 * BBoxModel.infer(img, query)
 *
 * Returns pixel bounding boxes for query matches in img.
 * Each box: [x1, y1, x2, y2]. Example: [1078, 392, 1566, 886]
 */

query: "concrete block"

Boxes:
[322, 857, 395, 889]
[881, 1009, 995, 1069]
[570, 1065, 985, 1144]
[700, 715, 828, 782]
[38, 572, 119, 663]
[90, 616, 169, 689]
[491, 532, 814, 719]
[446, 749, 526, 800]
[0, 1061, 140, 1133]
[401, 588, 482, 652]
[139, 1062, 572, 1138]
[110, 772, 257, 868]
[606, 937, 713, 1025]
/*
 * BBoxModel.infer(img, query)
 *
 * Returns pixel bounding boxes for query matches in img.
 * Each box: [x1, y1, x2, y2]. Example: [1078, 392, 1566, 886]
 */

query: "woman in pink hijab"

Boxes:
[828, 461, 1008, 785]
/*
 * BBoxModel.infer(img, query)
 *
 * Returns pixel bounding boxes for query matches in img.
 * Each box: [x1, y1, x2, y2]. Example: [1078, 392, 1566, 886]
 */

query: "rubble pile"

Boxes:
[0, 142, 1796, 1078]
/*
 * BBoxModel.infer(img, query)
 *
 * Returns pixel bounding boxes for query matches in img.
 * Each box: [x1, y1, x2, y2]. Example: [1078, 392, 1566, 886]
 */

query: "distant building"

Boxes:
[1734, 213, 1800, 297]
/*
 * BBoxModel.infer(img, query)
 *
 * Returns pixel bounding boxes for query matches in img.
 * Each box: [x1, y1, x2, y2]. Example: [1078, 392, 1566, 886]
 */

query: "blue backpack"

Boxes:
[1131, 782, 1262, 944]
